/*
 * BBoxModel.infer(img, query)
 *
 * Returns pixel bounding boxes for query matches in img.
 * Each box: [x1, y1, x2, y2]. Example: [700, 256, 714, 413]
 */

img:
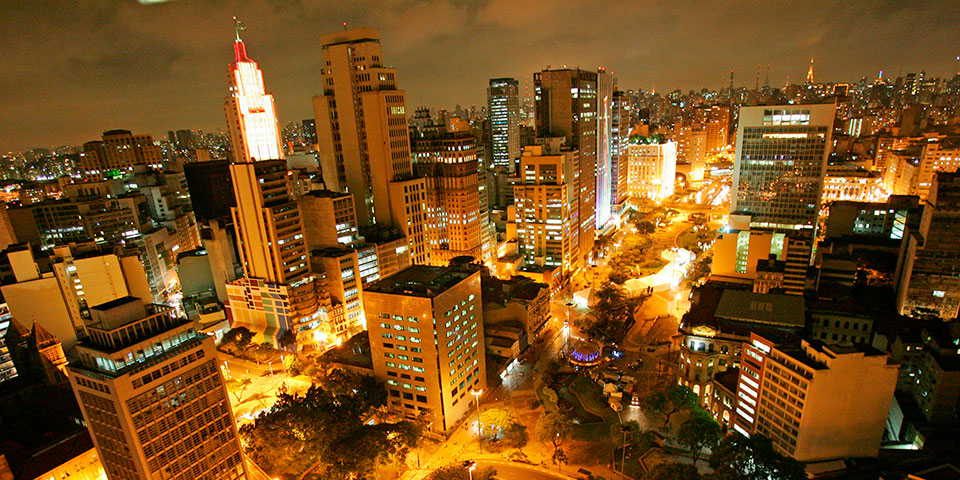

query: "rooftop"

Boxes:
[365, 265, 478, 298]
[714, 289, 805, 328]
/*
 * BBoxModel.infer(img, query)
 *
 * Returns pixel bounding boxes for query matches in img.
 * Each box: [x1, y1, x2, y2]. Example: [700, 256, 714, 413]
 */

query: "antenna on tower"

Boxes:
[756, 64, 761, 90]
[233, 16, 246, 41]
[765, 64, 770, 87]
[342, 22, 348, 31]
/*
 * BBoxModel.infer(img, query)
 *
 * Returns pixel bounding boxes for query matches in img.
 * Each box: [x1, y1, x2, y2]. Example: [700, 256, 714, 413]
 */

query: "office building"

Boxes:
[896, 172, 960, 319]
[224, 34, 283, 163]
[712, 214, 811, 295]
[183, 160, 236, 223]
[674, 123, 708, 183]
[487, 78, 521, 171]
[535, 68, 597, 263]
[595, 69, 615, 228]
[364, 265, 486, 432]
[731, 104, 836, 231]
[7, 194, 152, 251]
[625, 138, 677, 202]
[79, 130, 163, 181]
[411, 129, 487, 265]
[220, 33, 324, 349]
[312, 28, 430, 265]
[67, 297, 247, 479]
[733, 334, 897, 462]
[301, 118, 318, 147]
[512, 144, 581, 276]
[821, 166, 886, 203]
[824, 195, 920, 240]
[611, 91, 631, 208]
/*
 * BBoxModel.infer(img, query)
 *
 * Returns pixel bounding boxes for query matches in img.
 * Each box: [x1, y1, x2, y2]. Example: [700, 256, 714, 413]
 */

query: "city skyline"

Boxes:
[3, 0, 959, 152]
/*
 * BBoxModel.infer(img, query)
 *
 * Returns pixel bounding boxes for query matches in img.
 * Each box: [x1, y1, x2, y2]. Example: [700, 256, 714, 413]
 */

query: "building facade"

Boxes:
[487, 78, 521, 171]
[224, 37, 283, 163]
[626, 140, 677, 202]
[364, 265, 486, 432]
[731, 104, 836, 231]
[67, 297, 247, 480]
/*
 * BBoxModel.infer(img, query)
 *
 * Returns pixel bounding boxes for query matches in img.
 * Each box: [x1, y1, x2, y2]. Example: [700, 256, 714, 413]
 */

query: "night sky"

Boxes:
[2, 0, 958, 152]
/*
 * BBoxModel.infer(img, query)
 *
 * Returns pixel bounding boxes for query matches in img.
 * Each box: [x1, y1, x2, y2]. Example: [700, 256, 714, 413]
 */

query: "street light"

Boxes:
[464, 461, 477, 480]
[471, 389, 483, 454]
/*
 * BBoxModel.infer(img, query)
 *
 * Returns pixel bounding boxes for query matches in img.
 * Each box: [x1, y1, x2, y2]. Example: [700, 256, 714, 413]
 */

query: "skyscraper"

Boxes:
[222, 30, 322, 348]
[412, 129, 487, 265]
[224, 33, 283, 163]
[731, 104, 836, 231]
[487, 78, 521, 171]
[595, 69, 615, 228]
[535, 68, 597, 263]
[313, 28, 430, 265]
[513, 143, 581, 276]
[67, 297, 247, 479]
[610, 90, 632, 209]
[896, 171, 960, 319]
[364, 265, 486, 432]
[626, 138, 677, 202]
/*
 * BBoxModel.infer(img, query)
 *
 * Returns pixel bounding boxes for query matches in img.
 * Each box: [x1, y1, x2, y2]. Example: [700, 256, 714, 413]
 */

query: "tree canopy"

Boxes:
[645, 462, 701, 480]
[677, 410, 722, 464]
[708, 433, 807, 480]
[535, 411, 571, 452]
[239, 378, 421, 479]
[479, 407, 517, 441]
[640, 384, 697, 430]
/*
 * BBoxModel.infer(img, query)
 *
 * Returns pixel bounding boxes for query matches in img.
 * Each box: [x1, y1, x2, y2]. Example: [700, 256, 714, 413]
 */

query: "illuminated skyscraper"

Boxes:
[534, 68, 597, 263]
[313, 28, 430, 265]
[487, 78, 520, 171]
[731, 104, 836, 231]
[221, 29, 323, 348]
[595, 68, 615, 228]
[224, 31, 283, 163]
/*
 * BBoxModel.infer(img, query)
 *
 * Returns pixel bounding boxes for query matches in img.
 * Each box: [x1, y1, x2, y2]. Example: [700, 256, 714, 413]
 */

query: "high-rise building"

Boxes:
[535, 68, 597, 264]
[731, 104, 836, 231]
[625, 139, 677, 202]
[364, 265, 486, 432]
[512, 144, 581, 276]
[673, 123, 708, 183]
[221, 32, 323, 348]
[80, 130, 163, 181]
[224, 34, 283, 163]
[611, 90, 632, 208]
[896, 171, 960, 319]
[595, 69, 615, 228]
[312, 28, 430, 265]
[412, 129, 487, 265]
[67, 297, 248, 479]
[487, 78, 521, 171]
[733, 333, 897, 462]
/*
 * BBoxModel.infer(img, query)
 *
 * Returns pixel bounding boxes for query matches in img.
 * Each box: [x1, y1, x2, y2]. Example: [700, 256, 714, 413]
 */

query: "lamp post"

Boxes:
[471, 389, 483, 454]
[465, 461, 477, 480]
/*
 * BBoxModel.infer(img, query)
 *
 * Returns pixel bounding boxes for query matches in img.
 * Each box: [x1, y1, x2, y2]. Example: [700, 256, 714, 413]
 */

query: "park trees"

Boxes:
[591, 284, 645, 342]
[221, 326, 255, 358]
[645, 462, 701, 480]
[239, 380, 422, 479]
[708, 433, 807, 480]
[639, 384, 697, 430]
[677, 410, 722, 465]
[478, 407, 517, 442]
[535, 411, 571, 458]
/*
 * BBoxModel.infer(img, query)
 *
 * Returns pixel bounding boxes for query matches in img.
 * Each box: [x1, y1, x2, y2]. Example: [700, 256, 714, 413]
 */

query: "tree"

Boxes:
[637, 221, 656, 235]
[535, 411, 570, 456]
[552, 447, 568, 471]
[231, 378, 253, 403]
[609, 269, 630, 285]
[540, 386, 559, 411]
[278, 329, 297, 351]
[479, 407, 516, 441]
[645, 462, 701, 480]
[428, 463, 496, 480]
[503, 422, 528, 448]
[222, 326, 255, 358]
[239, 381, 420, 479]
[708, 433, 807, 480]
[640, 385, 697, 429]
[677, 411, 721, 465]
